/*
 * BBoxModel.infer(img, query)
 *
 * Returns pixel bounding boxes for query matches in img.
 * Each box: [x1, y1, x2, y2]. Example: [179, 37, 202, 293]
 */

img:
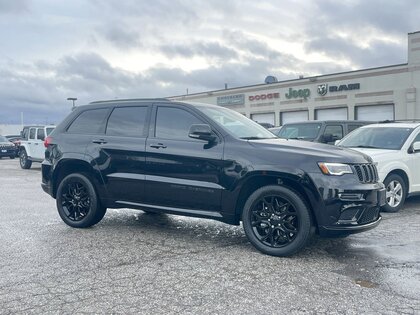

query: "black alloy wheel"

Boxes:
[242, 185, 312, 257]
[19, 149, 32, 169]
[56, 173, 106, 228]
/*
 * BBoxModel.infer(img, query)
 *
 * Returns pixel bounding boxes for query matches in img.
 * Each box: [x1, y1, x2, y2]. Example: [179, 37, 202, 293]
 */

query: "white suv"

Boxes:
[19, 125, 55, 169]
[337, 122, 420, 212]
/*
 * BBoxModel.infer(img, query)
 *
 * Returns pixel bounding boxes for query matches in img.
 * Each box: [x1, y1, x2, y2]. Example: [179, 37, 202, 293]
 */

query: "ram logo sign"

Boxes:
[317, 84, 328, 96]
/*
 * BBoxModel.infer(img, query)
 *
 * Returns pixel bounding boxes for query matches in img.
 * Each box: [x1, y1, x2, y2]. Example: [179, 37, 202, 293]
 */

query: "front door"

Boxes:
[144, 105, 224, 212]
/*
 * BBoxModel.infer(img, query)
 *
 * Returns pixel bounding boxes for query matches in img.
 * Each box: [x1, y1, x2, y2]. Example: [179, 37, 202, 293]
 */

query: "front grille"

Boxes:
[358, 207, 380, 224]
[353, 163, 378, 183]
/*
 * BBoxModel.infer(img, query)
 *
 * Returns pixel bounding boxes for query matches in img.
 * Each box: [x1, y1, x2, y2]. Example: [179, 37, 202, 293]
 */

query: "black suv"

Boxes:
[42, 99, 385, 256]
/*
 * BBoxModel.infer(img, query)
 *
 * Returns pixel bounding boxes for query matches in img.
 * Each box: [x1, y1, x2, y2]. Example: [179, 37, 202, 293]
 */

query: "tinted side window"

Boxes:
[67, 108, 109, 134]
[29, 128, 36, 140]
[37, 128, 45, 140]
[106, 106, 148, 137]
[348, 124, 362, 133]
[155, 107, 203, 140]
[324, 125, 343, 139]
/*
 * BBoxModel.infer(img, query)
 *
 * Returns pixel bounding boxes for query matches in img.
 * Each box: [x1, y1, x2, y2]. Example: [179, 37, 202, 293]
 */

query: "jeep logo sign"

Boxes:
[285, 88, 310, 100]
[248, 93, 280, 101]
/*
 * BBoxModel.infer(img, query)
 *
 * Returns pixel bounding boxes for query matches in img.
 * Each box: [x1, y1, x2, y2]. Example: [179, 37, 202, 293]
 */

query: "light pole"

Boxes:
[67, 97, 77, 110]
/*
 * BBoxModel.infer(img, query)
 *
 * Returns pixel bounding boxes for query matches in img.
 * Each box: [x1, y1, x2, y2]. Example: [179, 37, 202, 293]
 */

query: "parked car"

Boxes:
[19, 125, 55, 169]
[337, 122, 420, 212]
[41, 99, 385, 257]
[5, 135, 22, 157]
[0, 135, 17, 159]
[273, 120, 373, 144]
[256, 122, 275, 129]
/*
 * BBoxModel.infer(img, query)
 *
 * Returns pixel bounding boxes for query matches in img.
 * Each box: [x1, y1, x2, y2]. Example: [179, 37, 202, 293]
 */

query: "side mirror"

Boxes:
[322, 134, 333, 143]
[412, 141, 420, 152]
[334, 140, 340, 146]
[188, 124, 216, 142]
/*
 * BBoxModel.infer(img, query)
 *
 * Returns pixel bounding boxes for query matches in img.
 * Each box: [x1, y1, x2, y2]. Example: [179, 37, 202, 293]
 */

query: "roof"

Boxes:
[361, 122, 420, 128]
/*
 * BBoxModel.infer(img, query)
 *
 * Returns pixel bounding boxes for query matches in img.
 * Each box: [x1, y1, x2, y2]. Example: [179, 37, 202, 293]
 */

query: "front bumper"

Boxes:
[41, 160, 53, 197]
[0, 147, 17, 157]
[307, 172, 385, 237]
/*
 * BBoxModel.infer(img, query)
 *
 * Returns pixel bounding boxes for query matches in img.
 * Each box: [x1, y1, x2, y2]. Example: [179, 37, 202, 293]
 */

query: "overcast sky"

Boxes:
[1, 0, 420, 124]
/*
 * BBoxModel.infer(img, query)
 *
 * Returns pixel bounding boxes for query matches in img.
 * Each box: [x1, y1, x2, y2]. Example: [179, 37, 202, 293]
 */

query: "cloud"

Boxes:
[0, 0, 28, 15]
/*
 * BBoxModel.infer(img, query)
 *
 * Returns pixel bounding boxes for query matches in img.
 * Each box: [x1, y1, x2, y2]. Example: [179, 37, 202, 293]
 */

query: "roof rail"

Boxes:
[89, 98, 170, 104]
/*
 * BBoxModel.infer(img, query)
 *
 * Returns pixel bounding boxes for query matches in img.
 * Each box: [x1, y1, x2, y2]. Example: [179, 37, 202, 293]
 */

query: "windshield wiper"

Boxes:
[287, 137, 306, 140]
[240, 136, 274, 140]
[351, 145, 380, 149]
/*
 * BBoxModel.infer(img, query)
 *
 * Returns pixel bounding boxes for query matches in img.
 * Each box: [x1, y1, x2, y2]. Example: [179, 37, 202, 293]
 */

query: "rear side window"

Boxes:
[348, 124, 362, 133]
[37, 128, 45, 140]
[106, 106, 148, 137]
[324, 125, 343, 139]
[155, 107, 203, 140]
[67, 108, 109, 134]
[46, 128, 54, 136]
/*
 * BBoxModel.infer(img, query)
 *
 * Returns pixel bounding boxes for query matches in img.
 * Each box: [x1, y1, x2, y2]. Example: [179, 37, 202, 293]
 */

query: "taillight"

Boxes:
[44, 136, 52, 148]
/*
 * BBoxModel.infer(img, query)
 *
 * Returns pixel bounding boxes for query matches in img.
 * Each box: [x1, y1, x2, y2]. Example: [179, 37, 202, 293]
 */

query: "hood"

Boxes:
[248, 138, 372, 164]
[346, 147, 398, 161]
[0, 141, 14, 146]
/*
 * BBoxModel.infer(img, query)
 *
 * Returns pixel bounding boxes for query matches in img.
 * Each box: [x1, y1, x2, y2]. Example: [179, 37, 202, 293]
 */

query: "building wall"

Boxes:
[170, 32, 420, 125]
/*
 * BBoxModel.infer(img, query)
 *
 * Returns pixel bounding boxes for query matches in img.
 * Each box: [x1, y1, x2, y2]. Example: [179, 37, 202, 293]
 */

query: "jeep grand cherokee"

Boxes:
[41, 99, 385, 256]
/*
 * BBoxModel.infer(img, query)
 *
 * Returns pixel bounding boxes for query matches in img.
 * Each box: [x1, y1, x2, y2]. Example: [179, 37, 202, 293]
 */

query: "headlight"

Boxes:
[318, 162, 353, 176]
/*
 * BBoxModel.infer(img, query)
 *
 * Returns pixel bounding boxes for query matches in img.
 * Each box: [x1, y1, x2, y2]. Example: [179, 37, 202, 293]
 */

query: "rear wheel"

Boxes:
[382, 174, 406, 213]
[19, 149, 32, 169]
[56, 173, 106, 228]
[242, 185, 313, 257]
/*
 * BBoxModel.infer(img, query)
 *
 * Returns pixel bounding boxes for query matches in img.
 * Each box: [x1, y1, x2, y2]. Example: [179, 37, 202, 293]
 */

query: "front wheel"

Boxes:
[242, 185, 313, 257]
[382, 174, 406, 213]
[56, 173, 107, 228]
[19, 149, 32, 169]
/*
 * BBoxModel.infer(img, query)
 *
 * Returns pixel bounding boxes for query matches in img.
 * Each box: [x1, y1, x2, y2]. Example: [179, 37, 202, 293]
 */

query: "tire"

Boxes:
[56, 173, 107, 228]
[382, 174, 406, 213]
[242, 185, 313, 257]
[19, 149, 32, 169]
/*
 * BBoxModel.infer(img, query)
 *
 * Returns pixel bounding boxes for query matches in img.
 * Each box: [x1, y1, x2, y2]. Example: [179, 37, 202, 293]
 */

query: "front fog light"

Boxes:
[318, 162, 353, 176]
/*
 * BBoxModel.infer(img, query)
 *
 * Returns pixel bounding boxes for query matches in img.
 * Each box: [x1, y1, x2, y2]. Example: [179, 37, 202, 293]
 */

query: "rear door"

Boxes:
[97, 105, 151, 203]
[144, 104, 224, 212]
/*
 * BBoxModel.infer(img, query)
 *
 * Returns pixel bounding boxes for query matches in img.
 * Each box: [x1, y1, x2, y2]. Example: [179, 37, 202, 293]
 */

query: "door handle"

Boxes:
[149, 143, 167, 149]
[92, 139, 107, 144]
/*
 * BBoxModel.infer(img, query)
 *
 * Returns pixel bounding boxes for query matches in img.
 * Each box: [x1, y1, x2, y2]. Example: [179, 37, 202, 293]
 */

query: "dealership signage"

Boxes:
[317, 83, 360, 96]
[248, 93, 279, 101]
[217, 94, 245, 106]
[285, 88, 310, 100]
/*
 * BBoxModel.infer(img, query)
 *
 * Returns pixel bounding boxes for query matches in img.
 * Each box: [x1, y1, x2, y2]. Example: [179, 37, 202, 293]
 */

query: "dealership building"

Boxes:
[170, 31, 420, 126]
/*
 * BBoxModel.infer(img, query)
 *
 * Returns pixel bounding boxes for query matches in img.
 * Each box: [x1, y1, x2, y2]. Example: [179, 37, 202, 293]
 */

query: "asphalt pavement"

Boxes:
[0, 158, 419, 314]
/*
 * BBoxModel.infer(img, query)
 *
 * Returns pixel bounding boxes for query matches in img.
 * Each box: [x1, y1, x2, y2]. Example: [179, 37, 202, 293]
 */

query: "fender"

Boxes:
[377, 161, 410, 190]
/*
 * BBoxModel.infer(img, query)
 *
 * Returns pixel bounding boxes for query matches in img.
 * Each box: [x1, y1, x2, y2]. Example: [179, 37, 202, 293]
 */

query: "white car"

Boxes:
[337, 122, 420, 212]
[19, 125, 55, 169]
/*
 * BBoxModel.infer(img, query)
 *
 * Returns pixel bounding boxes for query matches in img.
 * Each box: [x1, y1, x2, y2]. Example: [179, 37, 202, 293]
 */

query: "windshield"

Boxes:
[0, 136, 9, 142]
[339, 127, 413, 150]
[199, 106, 277, 139]
[277, 123, 322, 140]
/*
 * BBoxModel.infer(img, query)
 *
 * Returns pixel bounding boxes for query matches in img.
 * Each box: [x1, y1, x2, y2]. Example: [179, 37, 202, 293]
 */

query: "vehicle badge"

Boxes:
[317, 84, 328, 96]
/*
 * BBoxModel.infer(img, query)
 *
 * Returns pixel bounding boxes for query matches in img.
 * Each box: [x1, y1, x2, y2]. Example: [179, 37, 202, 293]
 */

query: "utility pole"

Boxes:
[67, 97, 77, 110]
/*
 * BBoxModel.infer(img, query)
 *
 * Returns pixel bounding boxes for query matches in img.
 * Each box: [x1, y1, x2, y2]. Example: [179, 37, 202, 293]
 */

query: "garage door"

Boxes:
[355, 104, 394, 121]
[251, 113, 275, 126]
[280, 110, 308, 125]
[315, 107, 348, 120]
